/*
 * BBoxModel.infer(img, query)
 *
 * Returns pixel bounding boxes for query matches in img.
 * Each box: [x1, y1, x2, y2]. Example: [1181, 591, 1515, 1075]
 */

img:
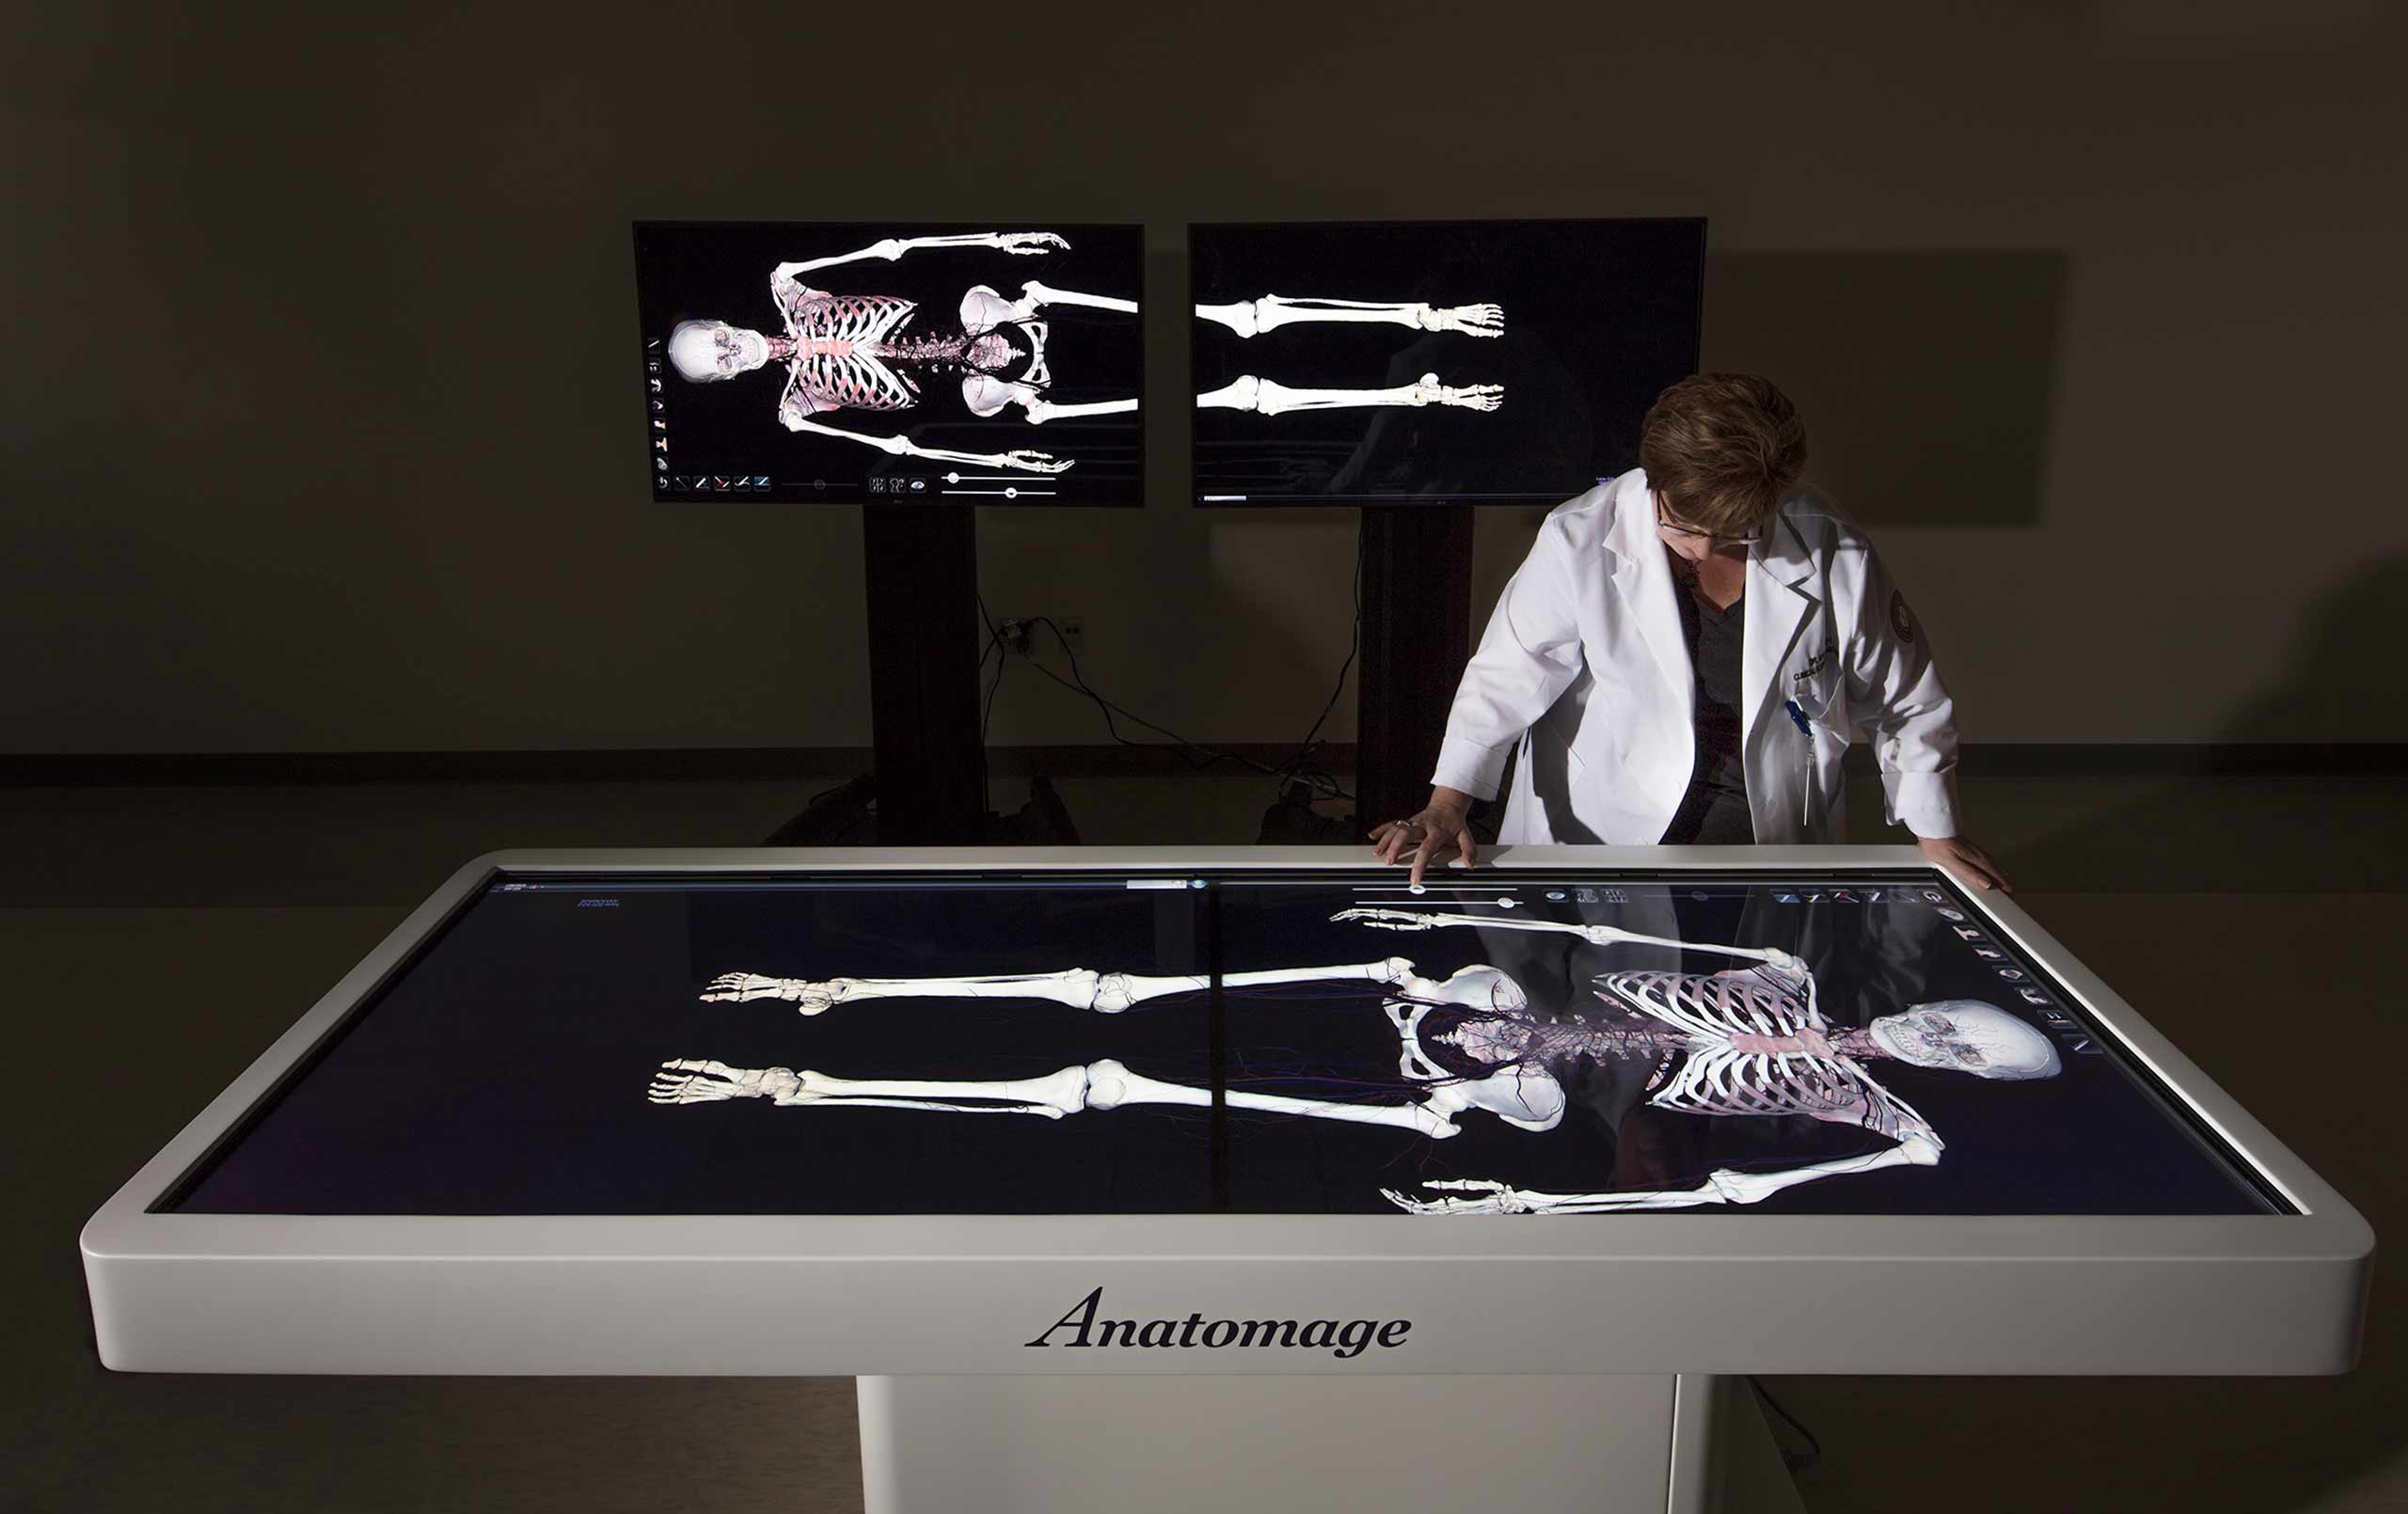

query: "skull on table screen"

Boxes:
[1868, 1001, 2061, 1080]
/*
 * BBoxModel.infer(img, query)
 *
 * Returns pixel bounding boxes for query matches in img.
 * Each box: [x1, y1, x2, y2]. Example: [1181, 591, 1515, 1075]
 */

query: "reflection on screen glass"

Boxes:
[164, 871, 2281, 1218]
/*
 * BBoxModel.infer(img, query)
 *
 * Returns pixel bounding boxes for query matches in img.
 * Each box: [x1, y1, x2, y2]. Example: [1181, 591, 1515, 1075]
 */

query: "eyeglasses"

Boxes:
[1654, 494, 1761, 549]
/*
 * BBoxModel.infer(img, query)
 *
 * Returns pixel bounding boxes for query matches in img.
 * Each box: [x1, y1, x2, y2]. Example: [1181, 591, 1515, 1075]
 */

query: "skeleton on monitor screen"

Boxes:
[666, 230, 1507, 475]
[648, 904, 2060, 1213]
[667, 230, 1134, 475]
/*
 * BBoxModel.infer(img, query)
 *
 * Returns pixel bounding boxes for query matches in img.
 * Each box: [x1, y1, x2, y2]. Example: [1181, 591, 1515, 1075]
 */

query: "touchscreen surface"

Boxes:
[165, 870, 2281, 1217]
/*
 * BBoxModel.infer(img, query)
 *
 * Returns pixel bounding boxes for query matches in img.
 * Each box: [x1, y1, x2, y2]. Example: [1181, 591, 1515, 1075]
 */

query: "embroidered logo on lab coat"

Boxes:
[1890, 590, 1915, 644]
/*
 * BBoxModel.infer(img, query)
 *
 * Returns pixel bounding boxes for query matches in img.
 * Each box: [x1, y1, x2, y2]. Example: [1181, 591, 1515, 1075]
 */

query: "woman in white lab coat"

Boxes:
[1371, 373, 2010, 891]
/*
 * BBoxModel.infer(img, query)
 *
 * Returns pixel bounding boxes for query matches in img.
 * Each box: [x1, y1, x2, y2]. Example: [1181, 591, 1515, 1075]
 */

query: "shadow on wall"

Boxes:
[1703, 252, 2068, 528]
[2212, 550, 2408, 746]
[1998, 549, 2408, 891]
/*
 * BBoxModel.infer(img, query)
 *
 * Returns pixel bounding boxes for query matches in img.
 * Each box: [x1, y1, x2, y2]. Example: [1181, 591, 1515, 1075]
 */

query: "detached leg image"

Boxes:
[1194, 294, 1507, 415]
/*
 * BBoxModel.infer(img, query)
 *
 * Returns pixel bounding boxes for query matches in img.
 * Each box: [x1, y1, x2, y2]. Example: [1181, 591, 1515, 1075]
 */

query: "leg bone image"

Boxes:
[1193, 292, 1508, 417]
[657, 906, 2060, 1212]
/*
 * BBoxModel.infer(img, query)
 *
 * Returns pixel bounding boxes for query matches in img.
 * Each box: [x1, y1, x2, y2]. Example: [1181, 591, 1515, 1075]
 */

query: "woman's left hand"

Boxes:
[1917, 835, 2013, 893]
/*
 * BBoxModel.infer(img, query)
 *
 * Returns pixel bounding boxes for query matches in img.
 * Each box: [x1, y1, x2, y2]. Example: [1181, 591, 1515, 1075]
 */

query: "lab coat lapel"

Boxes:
[1741, 510, 1822, 756]
[1605, 478, 1694, 731]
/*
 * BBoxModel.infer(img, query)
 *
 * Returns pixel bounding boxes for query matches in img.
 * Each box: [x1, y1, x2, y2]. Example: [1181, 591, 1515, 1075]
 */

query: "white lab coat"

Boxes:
[1432, 470, 1960, 845]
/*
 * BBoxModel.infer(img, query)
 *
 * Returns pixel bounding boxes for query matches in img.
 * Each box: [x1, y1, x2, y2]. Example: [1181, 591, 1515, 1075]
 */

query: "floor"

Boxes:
[5, 769, 2400, 1513]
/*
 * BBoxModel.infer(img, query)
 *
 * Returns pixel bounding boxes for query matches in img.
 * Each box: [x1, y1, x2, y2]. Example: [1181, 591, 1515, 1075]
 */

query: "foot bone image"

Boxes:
[652, 907, 2060, 1214]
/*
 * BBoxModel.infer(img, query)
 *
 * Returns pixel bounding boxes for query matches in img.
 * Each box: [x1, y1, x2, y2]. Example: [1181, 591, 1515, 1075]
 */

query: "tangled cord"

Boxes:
[975, 589, 1357, 807]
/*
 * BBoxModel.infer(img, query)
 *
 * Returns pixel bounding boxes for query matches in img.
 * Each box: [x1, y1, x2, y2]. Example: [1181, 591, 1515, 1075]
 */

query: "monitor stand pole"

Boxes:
[863, 505, 986, 844]
[1354, 504, 1475, 838]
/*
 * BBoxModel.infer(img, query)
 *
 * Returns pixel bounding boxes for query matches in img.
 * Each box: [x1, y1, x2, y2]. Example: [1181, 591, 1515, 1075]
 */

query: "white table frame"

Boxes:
[83, 846, 2373, 1512]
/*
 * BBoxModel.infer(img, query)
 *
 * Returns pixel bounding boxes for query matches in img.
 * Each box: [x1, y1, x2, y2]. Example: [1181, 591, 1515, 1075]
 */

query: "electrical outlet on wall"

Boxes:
[1000, 617, 1084, 658]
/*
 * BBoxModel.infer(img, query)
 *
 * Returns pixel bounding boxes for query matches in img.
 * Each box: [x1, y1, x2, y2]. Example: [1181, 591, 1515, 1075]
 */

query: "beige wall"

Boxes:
[6, 3, 2402, 755]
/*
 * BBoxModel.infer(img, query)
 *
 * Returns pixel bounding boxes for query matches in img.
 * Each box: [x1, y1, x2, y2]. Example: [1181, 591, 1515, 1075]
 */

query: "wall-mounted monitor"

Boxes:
[635, 222, 1144, 505]
[1190, 219, 1703, 507]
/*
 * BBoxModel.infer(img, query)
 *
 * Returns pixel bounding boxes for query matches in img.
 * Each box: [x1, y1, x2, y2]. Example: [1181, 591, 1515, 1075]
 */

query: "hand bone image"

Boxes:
[649, 903, 2059, 1214]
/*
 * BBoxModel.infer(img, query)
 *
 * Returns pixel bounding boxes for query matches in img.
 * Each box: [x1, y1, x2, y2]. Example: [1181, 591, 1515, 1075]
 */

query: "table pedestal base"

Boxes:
[857, 1372, 1801, 1514]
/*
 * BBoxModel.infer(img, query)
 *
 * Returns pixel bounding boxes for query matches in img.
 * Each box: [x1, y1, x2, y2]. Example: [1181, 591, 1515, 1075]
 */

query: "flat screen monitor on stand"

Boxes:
[633, 222, 1147, 840]
[1190, 219, 1705, 830]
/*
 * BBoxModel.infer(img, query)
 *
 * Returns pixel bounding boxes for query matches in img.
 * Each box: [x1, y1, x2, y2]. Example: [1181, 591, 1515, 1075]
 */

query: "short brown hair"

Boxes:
[1639, 373, 1808, 536]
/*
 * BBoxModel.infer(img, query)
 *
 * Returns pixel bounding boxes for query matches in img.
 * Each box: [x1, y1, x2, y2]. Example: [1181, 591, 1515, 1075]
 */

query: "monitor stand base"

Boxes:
[856, 1371, 1801, 1514]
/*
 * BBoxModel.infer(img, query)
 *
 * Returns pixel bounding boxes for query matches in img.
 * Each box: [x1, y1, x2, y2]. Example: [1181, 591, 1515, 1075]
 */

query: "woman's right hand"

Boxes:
[1370, 789, 1477, 887]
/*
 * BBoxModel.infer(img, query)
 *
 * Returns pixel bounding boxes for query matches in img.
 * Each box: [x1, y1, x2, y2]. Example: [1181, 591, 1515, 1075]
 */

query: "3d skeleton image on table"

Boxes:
[81, 850, 2372, 1514]
[663, 229, 1505, 474]
[650, 904, 2061, 1212]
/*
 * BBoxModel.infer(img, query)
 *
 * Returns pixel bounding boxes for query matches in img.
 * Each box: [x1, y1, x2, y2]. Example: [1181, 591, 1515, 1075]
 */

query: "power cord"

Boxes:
[1747, 1377, 1823, 1476]
[976, 592, 1354, 804]
[1267, 526, 1365, 809]
[974, 597, 1013, 815]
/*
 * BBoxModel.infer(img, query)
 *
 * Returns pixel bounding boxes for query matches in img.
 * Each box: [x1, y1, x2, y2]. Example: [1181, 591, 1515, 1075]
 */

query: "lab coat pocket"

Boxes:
[1540, 701, 1600, 777]
[1787, 646, 1841, 725]
[1520, 722, 1586, 817]
[1568, 722, 1636, 783]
